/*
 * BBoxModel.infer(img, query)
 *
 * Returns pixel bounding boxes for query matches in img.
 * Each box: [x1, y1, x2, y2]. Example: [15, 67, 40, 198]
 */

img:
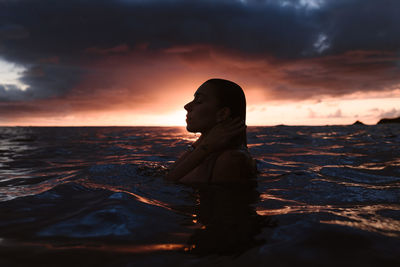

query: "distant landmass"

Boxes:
[351, 116, 400, 126]
[352, 120, 365, 125]
[377, 116, 400, 124]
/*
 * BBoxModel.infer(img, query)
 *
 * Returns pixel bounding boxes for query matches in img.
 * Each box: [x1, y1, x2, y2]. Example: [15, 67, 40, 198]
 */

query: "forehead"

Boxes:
[194, 85, 217, 99]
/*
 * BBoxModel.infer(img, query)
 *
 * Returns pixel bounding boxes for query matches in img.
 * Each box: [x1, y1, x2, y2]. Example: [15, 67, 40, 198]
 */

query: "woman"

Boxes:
[166, 78, 257, 183]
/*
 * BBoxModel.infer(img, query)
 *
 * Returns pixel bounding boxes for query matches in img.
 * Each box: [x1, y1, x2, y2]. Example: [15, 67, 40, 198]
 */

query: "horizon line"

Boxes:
[0, 123, 380, 127]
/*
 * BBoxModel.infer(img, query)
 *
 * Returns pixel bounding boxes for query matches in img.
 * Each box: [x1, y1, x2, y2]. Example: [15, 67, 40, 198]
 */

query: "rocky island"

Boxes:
[377, 116, 400, 124]
[352, 120, 365, 125]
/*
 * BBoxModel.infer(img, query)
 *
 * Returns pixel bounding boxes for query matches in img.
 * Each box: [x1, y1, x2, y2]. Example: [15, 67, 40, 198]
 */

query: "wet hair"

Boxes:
[198, 78, 246, 122]
[199, 78, 248, 147]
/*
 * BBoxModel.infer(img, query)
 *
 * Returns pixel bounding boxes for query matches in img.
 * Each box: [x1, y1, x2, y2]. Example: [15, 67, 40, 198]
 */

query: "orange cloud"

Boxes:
[2, 45, 399, 126]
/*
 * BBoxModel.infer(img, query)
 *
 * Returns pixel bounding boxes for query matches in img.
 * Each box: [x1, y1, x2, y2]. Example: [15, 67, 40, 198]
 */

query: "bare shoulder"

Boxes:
[211, 149, 256, 183]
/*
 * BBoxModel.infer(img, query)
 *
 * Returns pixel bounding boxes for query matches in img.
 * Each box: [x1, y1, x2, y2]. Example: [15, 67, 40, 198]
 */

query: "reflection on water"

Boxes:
[187, 183, 272, 255]
[2, 239, 187, 253]
[0, 125, 399, 265]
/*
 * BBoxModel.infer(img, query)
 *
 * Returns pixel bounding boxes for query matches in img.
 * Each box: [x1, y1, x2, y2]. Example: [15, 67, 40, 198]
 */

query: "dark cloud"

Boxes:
[0, 0, 399, 113]
[20, 64, 84, 99]
[0, 24, 29, 40]
[0, 84, 30, 101]
[0, 0, 319, 63]
[262, 51, 400, 100]
[320, 0, 400, 54]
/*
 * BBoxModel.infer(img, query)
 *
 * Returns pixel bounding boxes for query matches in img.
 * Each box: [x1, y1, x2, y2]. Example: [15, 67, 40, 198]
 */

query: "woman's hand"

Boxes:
[198, 117, 246, 153]
[166, 117, 245, 182]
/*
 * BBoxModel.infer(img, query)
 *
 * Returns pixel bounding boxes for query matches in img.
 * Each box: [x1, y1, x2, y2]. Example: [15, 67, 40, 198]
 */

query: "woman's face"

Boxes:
[184, 85, 220, 134]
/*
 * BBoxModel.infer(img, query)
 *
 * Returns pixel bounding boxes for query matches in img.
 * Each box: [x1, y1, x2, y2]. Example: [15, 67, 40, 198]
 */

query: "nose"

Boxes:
[184, 101, 193, 111]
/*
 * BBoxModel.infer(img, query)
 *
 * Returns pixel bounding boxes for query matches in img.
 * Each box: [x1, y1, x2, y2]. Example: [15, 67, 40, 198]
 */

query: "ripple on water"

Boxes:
[0, 126, 399, 265]
[320, 166, 400, 185]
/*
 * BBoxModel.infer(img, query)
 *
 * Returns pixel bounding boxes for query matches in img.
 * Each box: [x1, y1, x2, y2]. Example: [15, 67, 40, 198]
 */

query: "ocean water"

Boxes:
[0, 126, 399, 266]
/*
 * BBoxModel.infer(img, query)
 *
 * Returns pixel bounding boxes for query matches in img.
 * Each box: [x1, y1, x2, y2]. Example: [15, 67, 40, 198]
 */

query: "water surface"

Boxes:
[0, 126, 399, 266]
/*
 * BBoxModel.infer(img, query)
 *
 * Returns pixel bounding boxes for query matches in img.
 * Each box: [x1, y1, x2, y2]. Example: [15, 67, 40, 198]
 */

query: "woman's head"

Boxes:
[184, 79, 247, 134]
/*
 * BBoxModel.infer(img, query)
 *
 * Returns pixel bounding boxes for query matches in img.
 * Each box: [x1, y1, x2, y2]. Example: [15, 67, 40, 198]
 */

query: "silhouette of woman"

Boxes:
[167, 79, 256, 183]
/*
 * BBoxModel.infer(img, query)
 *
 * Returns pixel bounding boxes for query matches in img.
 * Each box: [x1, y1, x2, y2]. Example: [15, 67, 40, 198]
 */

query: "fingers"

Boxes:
[209, 117, 245, 137]
[218, 117, 238, 127]
[223, 117, 245, 131]
[215, 117, 246, 141]
[225, 124, 246, 138]
[203, 117, 246, 152]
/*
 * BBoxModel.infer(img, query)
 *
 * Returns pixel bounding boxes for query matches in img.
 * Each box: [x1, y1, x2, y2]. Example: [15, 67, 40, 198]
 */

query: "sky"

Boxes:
[1, 0, 399, 126]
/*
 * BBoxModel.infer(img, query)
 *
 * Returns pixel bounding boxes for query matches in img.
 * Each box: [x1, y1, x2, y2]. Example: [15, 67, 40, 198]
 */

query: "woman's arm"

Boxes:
[165, 143, 210, 181]
[166, 118, 245, 181]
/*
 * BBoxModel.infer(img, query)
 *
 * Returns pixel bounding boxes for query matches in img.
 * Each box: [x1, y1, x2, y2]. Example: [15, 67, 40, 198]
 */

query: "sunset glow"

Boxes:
[1, 0, 399, 126]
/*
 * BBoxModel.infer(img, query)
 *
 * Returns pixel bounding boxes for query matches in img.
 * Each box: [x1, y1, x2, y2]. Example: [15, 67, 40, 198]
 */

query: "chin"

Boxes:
[186, 123, 203, 133]
[186, 125, 196, 133]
